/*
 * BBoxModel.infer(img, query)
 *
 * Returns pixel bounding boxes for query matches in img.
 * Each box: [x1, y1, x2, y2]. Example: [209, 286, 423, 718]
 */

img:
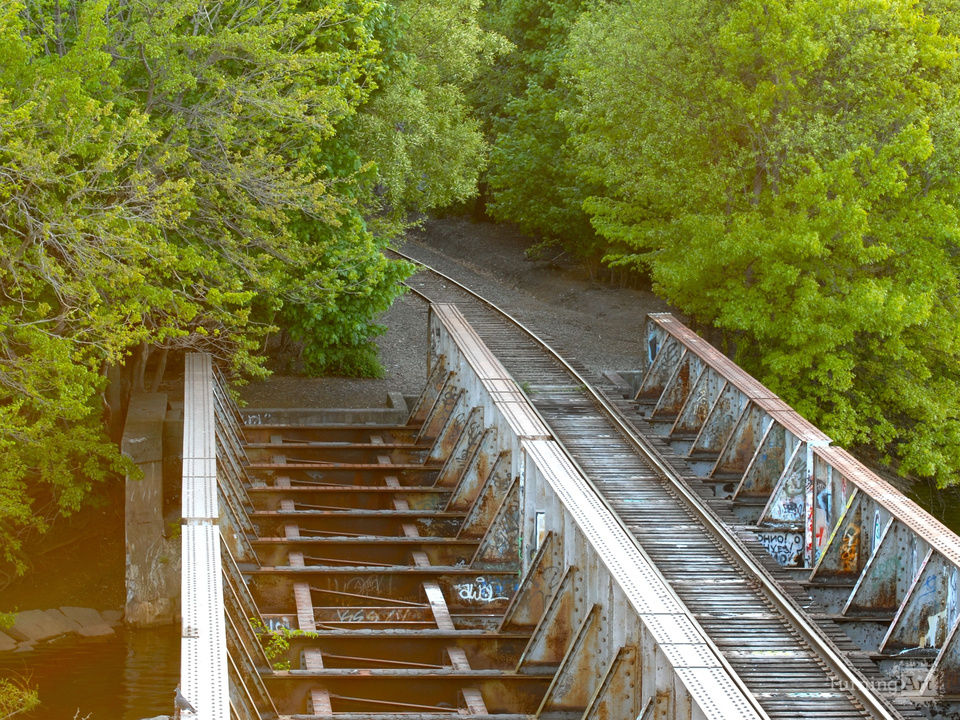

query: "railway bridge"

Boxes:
[172, 257, 960, 719]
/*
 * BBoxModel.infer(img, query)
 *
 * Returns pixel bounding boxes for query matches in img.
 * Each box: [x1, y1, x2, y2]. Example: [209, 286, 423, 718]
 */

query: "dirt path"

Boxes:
[401, 216, 676, 376]
[241, 216, 677, 409]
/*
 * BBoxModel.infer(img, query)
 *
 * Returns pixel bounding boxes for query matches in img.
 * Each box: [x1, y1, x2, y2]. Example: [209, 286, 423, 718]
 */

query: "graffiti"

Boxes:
[454, 576, 509, 603]
[924, 609, 948, 649]
[489, 518, 517, 560]
[783, 467, 805, 496]
[918, 572, 938, 603]
[318, 607, 419, 624]
[524, 564, 563, 615]
[839, 524, 861, 574]
[816, 487, 832, 520]
[266, 617, 292, 631]
[244, 412, 272, 426]
[868, 551, 901, 588]
[758, 532, 803, 567]
[779, 499, 802, 520]
[811, 485, 831, 562]
[950, 572, 958, 614]
[327, 575, 391, 598]
[482, 487, 520, 563]
[451, 424, 481, 467]
[771, 465, 807, 523]
[873, 511, 882, 552]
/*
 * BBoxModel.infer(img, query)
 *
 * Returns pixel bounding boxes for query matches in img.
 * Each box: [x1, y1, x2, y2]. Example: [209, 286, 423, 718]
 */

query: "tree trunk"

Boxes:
[133, 341, 150, 392]
[150, 347, 169, 393]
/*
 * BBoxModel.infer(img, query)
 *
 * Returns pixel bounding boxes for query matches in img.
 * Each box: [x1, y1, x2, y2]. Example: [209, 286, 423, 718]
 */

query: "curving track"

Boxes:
[388, 247, 919, 720]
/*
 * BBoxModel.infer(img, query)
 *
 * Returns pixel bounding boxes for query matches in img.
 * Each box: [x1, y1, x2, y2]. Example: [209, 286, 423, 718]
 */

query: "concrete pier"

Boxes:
[123, 392, 179, 626]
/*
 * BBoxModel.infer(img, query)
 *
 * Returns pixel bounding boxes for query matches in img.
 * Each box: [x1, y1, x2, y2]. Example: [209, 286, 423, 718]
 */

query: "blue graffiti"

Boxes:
[816, 487, 832, 519]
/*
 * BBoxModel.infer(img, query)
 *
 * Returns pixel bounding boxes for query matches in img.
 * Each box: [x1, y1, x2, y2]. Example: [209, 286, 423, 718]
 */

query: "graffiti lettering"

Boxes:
[918, 572, 938, 602]
[454, 576, 509, 603]
[816, 487, 832, 519]
[758, 532, 803, 567]
[266, 617, 291, 631]
[316, 607, 418, 624]
[839, 524, 860, 574]
[779, 499, 802, 520]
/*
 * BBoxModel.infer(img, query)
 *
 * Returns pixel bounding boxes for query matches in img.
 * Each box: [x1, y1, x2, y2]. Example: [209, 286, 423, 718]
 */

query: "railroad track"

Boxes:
[388, 247, 918, 720]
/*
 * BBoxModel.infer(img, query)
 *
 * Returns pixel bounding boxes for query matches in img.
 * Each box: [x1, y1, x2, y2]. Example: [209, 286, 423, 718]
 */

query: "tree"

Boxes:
[0, 0, 499, 574]
[476, 0, 600, 259]
[1, 0, 172, 570]
[282, 0, 507, 375]
[566, 0, 960, 484]
[355, 0, 508, 227]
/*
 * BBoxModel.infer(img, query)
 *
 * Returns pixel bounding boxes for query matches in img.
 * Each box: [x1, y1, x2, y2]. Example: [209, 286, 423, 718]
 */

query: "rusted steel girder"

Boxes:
[263, 672, 553, 716]
[243, 425, 419, 445]
[212, 305, 773, 718]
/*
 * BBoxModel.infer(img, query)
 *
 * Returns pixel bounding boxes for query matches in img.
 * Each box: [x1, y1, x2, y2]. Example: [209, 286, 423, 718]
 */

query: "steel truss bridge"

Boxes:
[176, 256, 960, 720]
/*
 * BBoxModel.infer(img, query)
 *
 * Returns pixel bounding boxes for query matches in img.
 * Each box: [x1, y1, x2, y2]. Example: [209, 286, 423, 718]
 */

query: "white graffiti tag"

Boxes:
[454, 576, 509, 603]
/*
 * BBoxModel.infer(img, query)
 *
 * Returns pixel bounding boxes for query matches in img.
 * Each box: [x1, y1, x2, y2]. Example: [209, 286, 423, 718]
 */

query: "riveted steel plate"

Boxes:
[818, 445, 960, 568]
[183, 476, 218, 521]
[648, 314, 830, 444]
[183, 354, 215, 461]
[434, 305, 553, 440]
[181, 523, 229, 719]
[675, 666, 777, 719]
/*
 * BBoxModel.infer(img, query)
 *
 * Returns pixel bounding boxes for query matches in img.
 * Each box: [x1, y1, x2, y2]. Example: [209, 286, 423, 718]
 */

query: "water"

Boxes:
[0, 627, 179, 719]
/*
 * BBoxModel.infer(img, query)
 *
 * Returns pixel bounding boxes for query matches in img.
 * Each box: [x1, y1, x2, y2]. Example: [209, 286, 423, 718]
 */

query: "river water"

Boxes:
[0, 627, 179, 719]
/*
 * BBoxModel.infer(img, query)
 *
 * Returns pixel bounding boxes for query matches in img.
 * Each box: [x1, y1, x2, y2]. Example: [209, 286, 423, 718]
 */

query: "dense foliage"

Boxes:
[480, 0, 960, 487]
[0, 0, 500, 573]
[475, 0, 599, 258]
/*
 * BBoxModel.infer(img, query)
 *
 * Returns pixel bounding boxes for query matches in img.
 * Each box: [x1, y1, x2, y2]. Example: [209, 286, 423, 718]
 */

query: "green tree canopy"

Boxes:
[0, 0, 496, 573]
[475, 0, 599, 258]
[566, 0, 960, 484]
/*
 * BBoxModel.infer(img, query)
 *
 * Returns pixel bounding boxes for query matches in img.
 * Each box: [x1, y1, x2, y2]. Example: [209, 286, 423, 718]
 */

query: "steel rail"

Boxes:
[388, 246, 903, 720]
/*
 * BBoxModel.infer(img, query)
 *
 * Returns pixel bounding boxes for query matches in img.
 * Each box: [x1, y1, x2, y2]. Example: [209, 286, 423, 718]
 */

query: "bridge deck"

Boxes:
[180, 292, 959, 718]
[428, 303, 890, 720]
[227, 307, 765, 718]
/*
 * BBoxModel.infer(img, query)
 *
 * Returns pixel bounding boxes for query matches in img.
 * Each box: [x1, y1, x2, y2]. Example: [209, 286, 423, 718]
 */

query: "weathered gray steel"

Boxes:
[230, 305, 765, 717]
[430, 303, 767, 720]
[637, 313, 960, 698]
[395, 250, 910, 719]
[181, 353, 231, 720]
[182, 353, 278, 720]
[183, 244, 952, 717]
